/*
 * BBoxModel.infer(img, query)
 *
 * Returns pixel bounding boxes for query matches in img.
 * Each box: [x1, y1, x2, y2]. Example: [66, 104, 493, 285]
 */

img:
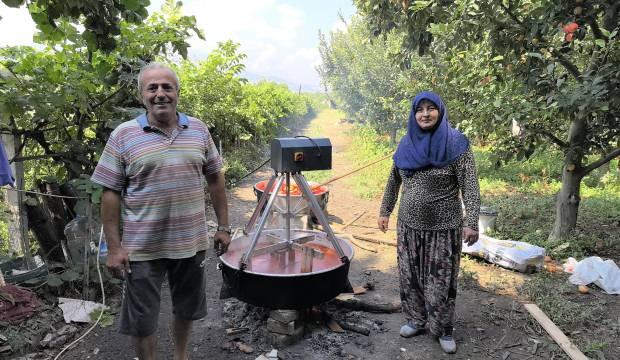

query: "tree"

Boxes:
[356, 0, 620, 239]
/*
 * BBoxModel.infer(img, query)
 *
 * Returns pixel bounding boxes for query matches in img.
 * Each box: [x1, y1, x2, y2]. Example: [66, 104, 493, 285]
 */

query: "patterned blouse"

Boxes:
[379, 147, 480, 231]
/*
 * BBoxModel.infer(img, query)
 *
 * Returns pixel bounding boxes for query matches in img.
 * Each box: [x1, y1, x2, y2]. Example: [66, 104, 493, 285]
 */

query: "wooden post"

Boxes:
[2, 134, 30, 260]
[523, 303, 588, 360]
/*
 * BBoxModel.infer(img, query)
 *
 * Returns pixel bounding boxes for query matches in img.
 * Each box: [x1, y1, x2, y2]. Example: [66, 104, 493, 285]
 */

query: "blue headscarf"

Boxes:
[393, 91, 469, 171]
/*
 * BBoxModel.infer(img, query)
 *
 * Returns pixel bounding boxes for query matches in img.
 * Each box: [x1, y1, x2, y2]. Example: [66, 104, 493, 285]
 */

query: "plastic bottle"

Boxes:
[98, 231, 108, 264]
[63, 215, 90, 265]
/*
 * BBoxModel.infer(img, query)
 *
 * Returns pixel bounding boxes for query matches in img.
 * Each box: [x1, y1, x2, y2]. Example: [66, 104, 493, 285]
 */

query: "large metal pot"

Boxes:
[219, 229, 353, 309]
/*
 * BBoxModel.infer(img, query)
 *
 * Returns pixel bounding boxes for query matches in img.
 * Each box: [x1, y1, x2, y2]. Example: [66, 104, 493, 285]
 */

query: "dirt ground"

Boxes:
[13, 110, 618, 360]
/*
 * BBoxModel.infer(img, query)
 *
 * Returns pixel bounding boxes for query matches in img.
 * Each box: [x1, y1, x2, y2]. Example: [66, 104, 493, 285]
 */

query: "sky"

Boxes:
[0, 0, 356, 91]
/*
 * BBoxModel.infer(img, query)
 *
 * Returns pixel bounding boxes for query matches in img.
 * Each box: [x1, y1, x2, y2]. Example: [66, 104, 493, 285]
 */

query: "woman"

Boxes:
[378, 91, 480, 354]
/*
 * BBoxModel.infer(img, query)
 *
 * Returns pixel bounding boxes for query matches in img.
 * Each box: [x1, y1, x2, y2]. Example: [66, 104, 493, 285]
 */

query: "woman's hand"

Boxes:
[462, 227, 479, 246]
[377, 216, 390, 233]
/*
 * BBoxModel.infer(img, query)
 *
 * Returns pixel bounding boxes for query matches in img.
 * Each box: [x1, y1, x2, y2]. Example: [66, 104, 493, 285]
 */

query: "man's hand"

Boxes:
[377, 216, 390, 233]
[106, 247, 131, 279]
[214, 231, 231, 256]
[462, 227, 479, 246]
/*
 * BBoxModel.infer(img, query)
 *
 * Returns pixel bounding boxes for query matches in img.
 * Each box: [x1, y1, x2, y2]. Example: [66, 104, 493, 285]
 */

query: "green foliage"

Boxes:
[176, 42, 316, 156]
[475, 148, 620, 257]
[2, 0, 150, 52]
[89, 308, 115, 328]
[317, 17, 415, 143]
[0, 2, 202, 184]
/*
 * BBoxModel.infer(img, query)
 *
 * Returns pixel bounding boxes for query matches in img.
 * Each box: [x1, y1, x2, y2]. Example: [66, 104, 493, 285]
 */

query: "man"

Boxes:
[91, 63, 231, 360]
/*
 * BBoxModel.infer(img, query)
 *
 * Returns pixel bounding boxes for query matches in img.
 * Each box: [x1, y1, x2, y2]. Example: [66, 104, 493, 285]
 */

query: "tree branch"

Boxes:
[586, 17, 608, 41]
[581, 147, 620, 176]
[497, 1, 523, 26]
[11, 153, 69, 163]
[531, 129, 568, 148]
[603, 1, 620, 32]
[550, 50, 583, 82]
[91, 85, 126, 110]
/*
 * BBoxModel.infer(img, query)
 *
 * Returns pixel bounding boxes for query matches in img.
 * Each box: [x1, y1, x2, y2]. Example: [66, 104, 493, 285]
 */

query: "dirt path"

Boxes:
[55, 110, 566, 360]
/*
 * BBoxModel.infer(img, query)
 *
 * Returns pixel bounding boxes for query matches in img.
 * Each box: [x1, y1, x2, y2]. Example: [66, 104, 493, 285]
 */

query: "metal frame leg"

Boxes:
[245, 173, 278, 234]
[240, 174, 286, 268]
[292, 173, 347, 261]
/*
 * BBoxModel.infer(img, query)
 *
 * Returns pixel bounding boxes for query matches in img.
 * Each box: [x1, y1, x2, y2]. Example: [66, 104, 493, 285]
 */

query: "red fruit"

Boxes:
[565, 33, 574, 42]
[563, 22, 579, 33]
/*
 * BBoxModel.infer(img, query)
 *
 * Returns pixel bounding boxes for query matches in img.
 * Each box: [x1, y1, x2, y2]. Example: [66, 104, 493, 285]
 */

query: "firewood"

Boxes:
[337, 320, 370, 335]
[332, 294, 401, 313]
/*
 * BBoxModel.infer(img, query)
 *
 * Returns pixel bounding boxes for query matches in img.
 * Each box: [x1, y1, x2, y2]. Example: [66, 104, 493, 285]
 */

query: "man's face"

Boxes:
[140, 68, 179, 119]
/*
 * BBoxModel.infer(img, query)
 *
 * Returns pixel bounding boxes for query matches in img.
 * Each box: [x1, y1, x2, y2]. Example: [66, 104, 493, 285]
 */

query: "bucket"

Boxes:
[253, 179, 329, 222]
[478, 206, 498, 234]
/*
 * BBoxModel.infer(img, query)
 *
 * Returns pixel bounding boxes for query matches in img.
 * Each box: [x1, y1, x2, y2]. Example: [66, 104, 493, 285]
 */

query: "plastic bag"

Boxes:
[462, 234, 545, 273]
[565, 256, 620, 295]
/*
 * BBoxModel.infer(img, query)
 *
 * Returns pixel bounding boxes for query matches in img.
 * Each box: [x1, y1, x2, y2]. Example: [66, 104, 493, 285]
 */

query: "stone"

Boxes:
[264, 324, 304, 348]
[269, 310, 299, 323]
[267, 318, 297, 335]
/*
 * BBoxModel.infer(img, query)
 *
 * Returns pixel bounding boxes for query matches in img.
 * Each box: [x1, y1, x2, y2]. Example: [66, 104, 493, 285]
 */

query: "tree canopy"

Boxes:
[1, 0, 152, 51]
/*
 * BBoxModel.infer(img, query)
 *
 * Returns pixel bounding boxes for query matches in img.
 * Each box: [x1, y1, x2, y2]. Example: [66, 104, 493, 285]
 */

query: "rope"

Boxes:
[1, 186, 87, 199]
[226, 158, 270, 188]
[316, 152, 393, 188]
[225, 151, 393, 190]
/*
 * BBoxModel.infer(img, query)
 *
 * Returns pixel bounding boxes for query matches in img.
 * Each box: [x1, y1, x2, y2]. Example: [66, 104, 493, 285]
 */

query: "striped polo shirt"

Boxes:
[91, 113, 223, 261]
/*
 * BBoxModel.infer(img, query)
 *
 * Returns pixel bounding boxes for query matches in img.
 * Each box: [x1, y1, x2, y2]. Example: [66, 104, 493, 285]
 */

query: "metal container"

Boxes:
[253, 179, 329, 220]
[478, 206, 498, 234]
[219, 229, 354, 309]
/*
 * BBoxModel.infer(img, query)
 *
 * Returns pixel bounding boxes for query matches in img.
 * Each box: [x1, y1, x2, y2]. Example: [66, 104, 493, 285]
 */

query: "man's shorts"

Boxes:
[118, 251, 207, 337]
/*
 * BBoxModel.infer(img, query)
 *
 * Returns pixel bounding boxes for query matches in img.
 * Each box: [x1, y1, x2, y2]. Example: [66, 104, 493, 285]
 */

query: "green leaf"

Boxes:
[594, 39, 606, 48]
[490, 55, 504, 62]
[46, 274, 63, 287]
[2, 0, 26, 7]
[60, 269, 81, 282]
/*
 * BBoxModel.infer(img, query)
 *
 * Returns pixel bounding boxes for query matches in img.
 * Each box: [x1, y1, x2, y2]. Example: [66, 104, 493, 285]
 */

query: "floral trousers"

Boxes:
[397, 221, 462, 336]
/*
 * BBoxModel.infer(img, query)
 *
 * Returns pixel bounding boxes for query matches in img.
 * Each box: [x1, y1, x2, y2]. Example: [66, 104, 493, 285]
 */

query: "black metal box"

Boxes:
[271, 137, 332, 172]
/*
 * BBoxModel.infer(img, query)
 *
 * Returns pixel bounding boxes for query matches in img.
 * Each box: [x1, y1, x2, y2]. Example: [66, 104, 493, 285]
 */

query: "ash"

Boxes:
[308, 330, 347, 358]
[222, 298, 270, 342]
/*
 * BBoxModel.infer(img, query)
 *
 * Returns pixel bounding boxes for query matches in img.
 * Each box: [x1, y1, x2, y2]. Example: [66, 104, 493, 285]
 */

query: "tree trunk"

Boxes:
[549, 114, 586, 240]
[550, 166, 582, 239]
[25, 197, 66, 262]
[389, 128, 397, 145]
[38, 181, 70, 248]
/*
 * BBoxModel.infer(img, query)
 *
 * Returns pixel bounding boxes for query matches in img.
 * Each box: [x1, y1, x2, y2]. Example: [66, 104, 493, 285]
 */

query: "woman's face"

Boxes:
[415, 99, 440, 131]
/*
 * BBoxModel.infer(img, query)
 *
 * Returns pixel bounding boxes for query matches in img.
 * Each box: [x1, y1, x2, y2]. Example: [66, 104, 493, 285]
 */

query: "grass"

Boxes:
[518, 272, 617, 358]
[343, 126, 394, 199]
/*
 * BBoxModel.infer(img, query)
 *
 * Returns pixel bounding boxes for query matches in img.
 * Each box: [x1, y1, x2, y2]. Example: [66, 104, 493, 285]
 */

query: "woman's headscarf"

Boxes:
[393, 91, 469, 171]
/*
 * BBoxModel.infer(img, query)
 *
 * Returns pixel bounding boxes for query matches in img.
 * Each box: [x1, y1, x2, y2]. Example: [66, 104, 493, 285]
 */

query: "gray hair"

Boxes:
[137, 63, 180, 93]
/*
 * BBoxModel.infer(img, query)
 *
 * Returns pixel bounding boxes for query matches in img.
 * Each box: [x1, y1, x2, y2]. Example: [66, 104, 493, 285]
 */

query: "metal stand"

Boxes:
[240, 171, 347, 270]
